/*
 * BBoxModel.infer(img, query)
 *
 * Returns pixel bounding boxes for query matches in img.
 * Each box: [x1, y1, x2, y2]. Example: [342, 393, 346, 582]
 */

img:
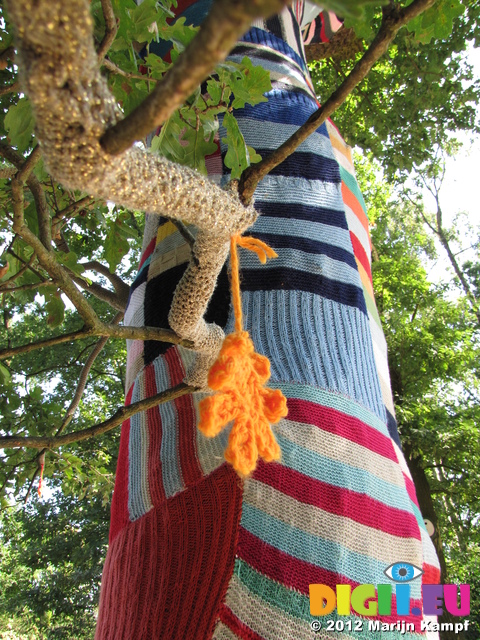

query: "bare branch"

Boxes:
[81, 260, 130, 307]
[0, 280, 55, 294]
[0, 323, 193, 361]
[72, 276, 126, 310]
[52, 195, 96, 225]
[17, 145, 42, 182]
[6, 248, 46, 282]
[0, 81, 20, 97]
[0, 328, 95, 360]
[0, 166, 18, 179]
[102, 58, 157, 83]
[100, 0, 289, 155]
[239, 0, 438, 203]
[97, 0, 118, 61]
[0, 143, 52, 249]
[10, 175, 101, 328]
[0, 46, 15, 69]
[98, 324, 194, 347]
[0, 382, 197, 449]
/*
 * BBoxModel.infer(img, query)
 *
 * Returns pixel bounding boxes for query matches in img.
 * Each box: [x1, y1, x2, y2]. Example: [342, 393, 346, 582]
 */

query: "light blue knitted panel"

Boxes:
[153, 357, 185, 498]
[225, 289, 386, 420]
[127, 372, 152, 520]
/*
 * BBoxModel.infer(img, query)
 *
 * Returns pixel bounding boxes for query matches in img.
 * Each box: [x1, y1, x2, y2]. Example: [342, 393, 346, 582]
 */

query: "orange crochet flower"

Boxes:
[198, 330, 287, 476]
[197, 235, 288, 477]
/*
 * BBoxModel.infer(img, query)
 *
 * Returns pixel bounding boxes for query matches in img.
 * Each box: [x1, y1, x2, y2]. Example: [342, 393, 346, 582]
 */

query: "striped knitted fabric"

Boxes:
[95, 3, 440, 639]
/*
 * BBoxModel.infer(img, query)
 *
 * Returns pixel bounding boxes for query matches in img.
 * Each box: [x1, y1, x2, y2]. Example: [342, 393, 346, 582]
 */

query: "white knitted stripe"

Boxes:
[243, 478, 424, 565]
[275, 418, 405, 489]
[343, 204, 370, 257]
[124, 281, 145, 327]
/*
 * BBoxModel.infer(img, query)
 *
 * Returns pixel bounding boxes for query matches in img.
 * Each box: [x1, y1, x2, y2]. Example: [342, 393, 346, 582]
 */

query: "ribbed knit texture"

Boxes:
[96, 4, 441, 639]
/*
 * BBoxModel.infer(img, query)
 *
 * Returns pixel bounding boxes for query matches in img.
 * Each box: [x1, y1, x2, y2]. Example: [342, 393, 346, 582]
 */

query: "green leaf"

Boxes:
[152, 111, 217, 174]
[44, 291, 65, 328]
[343, 5, 379, 41]
[4, 98, 35, 152]
[0, 362, 11, 385]
[157, 16, 198, 50]
[246, 145, 262, 165]
[57, 251, 84, 276]
[128, 0, 159, 43]
[222, 111, 250, 180]
[407, 0, 465, 44]
[104, 212, 136, 272]
[230, 57, 271, 109]
[206, 78, 224, 104]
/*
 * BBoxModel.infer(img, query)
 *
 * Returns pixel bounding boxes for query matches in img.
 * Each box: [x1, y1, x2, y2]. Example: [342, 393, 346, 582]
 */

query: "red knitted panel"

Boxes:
[108, 417, 131, 543]
[96, 463, 243, 640]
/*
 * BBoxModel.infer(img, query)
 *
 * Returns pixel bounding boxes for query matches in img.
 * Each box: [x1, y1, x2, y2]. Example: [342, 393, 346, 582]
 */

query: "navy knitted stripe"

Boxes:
[248, 149, 340, 182]
[229, 45, 305, 79]
[234, 91, 325, 127]
[255, 201, 348, 229]
[241, 267, 367, 314]
[252, 232, 358, 271]
[386, 409, 401, 448]
[241, 26, 307, 70]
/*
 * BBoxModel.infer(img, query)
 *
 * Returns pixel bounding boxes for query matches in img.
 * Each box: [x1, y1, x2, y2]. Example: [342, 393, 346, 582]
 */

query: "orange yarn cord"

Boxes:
[37, 456, 45, 498]
[198, 235, 288, 477]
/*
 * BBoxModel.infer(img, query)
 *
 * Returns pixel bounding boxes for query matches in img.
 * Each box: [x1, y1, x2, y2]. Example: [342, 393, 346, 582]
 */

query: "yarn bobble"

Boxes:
[198, 235, 288, 477]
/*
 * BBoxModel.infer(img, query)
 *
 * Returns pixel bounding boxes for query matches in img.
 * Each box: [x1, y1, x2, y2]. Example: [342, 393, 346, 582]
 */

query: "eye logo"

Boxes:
[384, 562, 424, 583]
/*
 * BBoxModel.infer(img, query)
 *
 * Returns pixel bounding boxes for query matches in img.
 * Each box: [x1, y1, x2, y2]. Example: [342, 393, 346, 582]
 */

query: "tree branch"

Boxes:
[0, 323, 193, 361]
[0, 328, 95, 360]
[71, 273, 126, 311]
[0, 81, 20, 97]
[97, 0, 118, 61]
[239, 0, 438, 203]
[100, 0, 289, 155]
[0, 280, 55, 294]
[51, 195, 96, 225]
[102, 58, 158, 83]
[81, 260, 130, 307]
[0, 382, 197, 449]
[22, 312, 125, 495]
[7, 0, 259, 383]
[10, 176, 101, 328]
[0, 143, 52, 249]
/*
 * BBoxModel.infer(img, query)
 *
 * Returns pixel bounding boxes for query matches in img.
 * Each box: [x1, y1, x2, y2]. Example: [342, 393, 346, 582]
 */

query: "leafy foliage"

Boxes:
[0, 493, 110, 639]
[312, 0, 480, 180]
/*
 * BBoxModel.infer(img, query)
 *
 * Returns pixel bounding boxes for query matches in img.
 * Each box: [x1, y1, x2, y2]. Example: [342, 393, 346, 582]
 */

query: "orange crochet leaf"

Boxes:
[198, 331, 288, 477]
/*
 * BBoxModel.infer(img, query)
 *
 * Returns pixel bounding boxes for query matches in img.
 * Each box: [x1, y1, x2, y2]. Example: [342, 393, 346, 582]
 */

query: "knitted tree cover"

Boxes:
[95, 3, 441, 639]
